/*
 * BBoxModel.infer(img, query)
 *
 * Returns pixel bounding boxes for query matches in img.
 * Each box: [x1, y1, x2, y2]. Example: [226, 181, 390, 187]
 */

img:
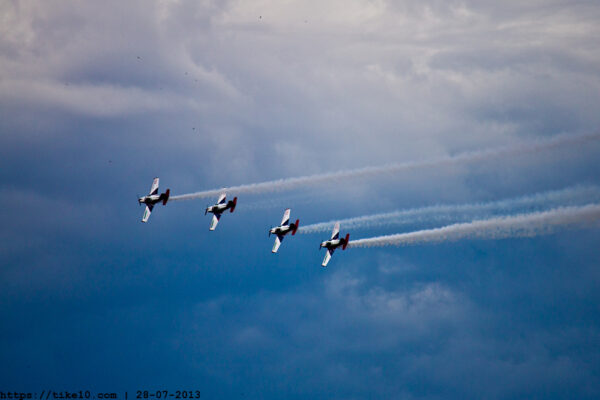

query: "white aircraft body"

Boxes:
[269, 208, 300, 253]
[319, 222, 349, 267]
[138, 177, 170, 223]
[205, 193, 237, 231]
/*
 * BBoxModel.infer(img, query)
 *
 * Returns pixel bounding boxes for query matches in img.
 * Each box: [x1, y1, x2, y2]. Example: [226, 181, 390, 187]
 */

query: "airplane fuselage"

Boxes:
[139, 194, 161, 206]
[271, 225, 291, 235]
[205, 197, 237, 216]
[270, 223, 295, 236]
[206, 203, 230, 214]
[320, 239, 343, 250]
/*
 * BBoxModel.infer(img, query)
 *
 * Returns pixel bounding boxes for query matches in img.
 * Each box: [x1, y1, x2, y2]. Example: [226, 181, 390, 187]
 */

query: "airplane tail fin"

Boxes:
[342, 233, 350, 250]
[230, 197, 237, 213]
[162, 189, 170, 205]
[292, 219, 299, 235]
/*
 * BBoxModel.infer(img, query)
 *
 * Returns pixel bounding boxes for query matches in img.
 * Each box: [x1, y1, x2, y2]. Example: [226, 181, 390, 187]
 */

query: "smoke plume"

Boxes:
[347, 204, 600, 248]
[299, 185, 600, 233]
[170, 132, 600, 201]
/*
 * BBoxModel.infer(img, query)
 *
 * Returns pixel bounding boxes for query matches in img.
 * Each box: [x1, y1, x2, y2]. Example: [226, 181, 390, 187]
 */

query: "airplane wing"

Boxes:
[281, 208, 291, 226]
[142, 204, 154, 223]
[217, 193, 227, 204]
[209, 213, 221, 231]
[149, 177, 159, 195]
[322, 248, 334, 267]
[330, 222, 340, 240]
[272, 234, 284, 253]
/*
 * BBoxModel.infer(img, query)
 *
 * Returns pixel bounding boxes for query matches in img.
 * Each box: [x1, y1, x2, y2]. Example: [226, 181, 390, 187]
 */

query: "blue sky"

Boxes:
[1, 1, 600, 398]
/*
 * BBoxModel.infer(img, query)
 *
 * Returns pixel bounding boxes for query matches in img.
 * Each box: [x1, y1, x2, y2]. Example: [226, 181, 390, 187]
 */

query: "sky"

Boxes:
[1, 0, 600, 398]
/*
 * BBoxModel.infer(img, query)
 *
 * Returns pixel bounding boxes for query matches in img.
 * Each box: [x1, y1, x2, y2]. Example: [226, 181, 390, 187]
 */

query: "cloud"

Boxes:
[166, 245, 600, 398]
[174, 267, 473, 397]
[4, 0, 600, 173]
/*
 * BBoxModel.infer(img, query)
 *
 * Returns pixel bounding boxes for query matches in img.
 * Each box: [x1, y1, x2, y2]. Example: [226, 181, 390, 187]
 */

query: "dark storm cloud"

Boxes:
[162, 238, 600, 398]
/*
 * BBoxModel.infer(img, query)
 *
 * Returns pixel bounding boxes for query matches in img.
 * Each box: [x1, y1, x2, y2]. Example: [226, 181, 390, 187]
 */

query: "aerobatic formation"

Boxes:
[139, 189, 600, 267]
[138, 133, 600, 266]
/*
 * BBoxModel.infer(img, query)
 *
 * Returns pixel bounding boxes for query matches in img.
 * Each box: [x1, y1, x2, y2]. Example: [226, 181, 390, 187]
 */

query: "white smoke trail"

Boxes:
[240, 186, 338, 211]
[299, 185, 600, 233]
[347, 204, 600, 248]
[170, 132, 600, 201]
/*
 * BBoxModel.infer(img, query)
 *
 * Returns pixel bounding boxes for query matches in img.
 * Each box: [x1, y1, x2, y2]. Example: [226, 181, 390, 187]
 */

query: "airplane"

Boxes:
[138, 177, 170, 223]
[319, 222, 349, 267]
[205, 193, 237, 231]
[269, 208, 300, 253]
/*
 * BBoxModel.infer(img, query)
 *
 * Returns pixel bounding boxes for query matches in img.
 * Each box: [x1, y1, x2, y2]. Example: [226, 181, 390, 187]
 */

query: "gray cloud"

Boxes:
[4, 0, 600, 177]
